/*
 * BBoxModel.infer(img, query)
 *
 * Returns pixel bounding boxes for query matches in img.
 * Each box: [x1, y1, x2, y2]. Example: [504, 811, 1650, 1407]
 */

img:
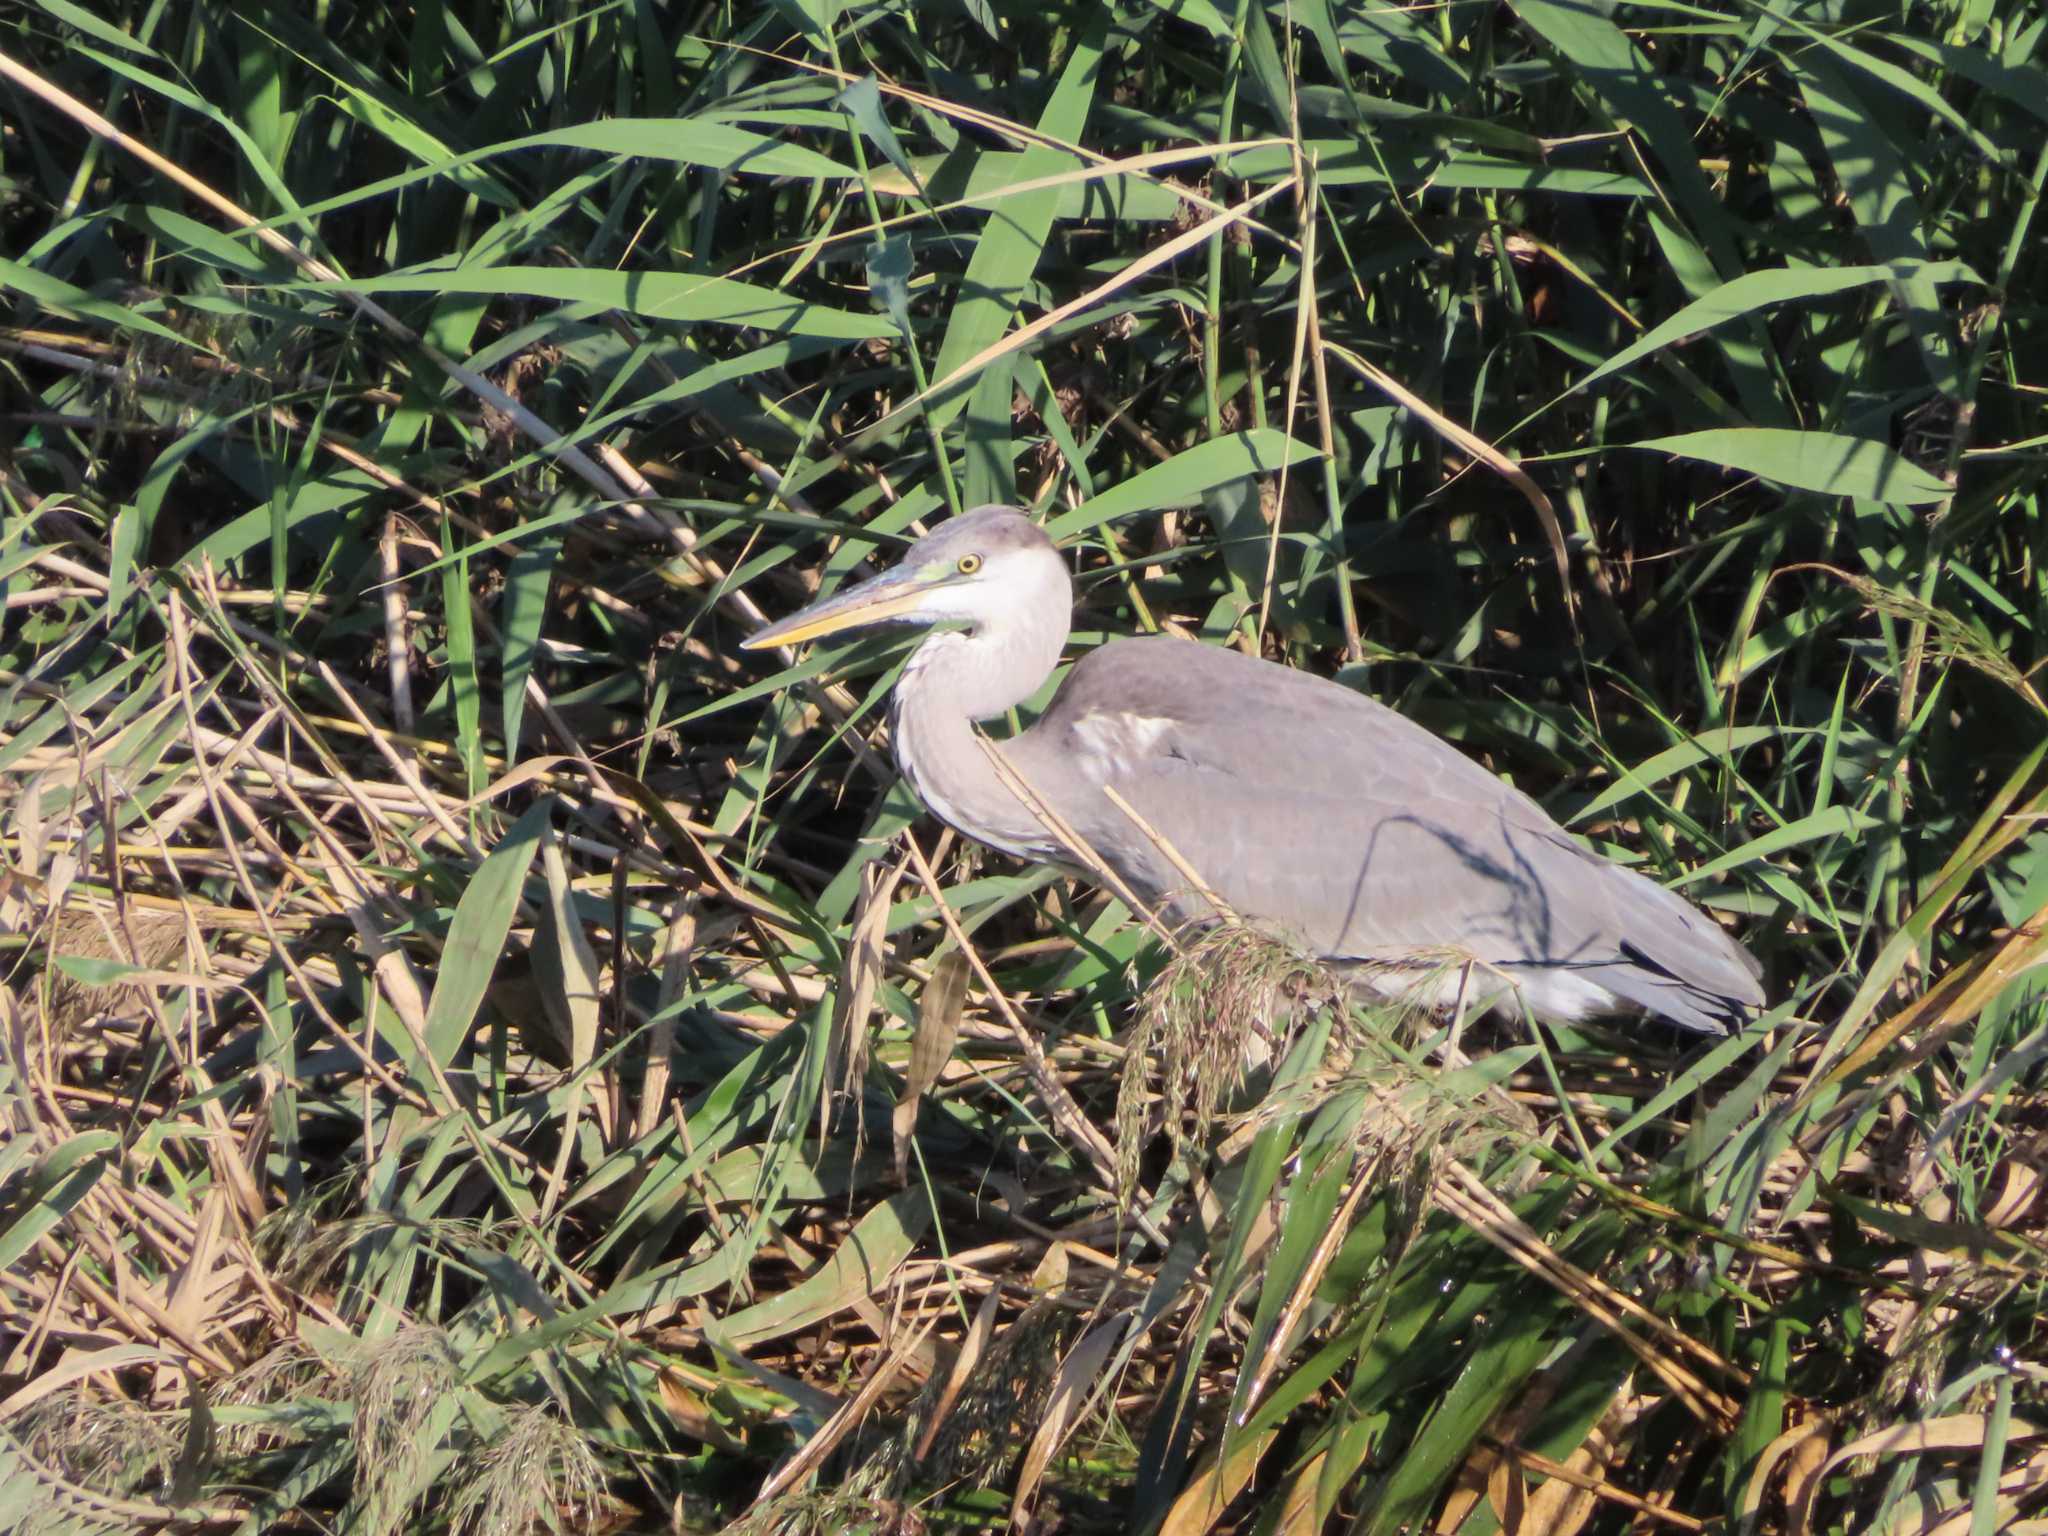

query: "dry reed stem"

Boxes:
[897, 831, 1165, 1246]
[972, 735, 1183, 950]
[1099, 783, 1239, 925]
[1432, 1171, 1740, 1429]
[1322, 338, 1578, 622]
[1487, 1439, 1708, 1531]
[860, 179, 1297, 441]
[754, 1306, 945, 1504]
[378, 514, 415, 736]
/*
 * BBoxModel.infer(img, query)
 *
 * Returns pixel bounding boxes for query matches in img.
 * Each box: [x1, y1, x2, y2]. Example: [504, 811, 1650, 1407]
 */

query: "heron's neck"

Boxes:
[889, 604, 1069, 860]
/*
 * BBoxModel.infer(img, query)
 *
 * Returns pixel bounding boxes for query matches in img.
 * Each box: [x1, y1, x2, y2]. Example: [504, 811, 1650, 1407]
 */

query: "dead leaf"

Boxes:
[1791, 1414, 2044, 1536]
[1156, 1425, 1278, 1536]
[1011, 1319, 1126, 1529]
[656, 1370, 747, 1455]
[1486, 1450, 1526, 1536]
[914, 1285, 1002, 1465]
[895, 950, 968, 1183]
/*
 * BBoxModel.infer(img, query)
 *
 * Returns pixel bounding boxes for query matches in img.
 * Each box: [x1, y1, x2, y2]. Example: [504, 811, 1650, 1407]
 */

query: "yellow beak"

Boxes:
[739, 572, 937, 651]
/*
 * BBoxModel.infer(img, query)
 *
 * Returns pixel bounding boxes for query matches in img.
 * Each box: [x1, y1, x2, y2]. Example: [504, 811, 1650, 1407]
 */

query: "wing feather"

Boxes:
[1009, 636, 1761, 1028]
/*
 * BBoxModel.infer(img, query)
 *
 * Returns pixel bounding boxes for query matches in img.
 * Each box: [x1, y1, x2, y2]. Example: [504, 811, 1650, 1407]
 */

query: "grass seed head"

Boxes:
[6, 1391, 180, 1523]
[448, 1402, 606, 1536]
[41, 906, 188, 1047]
[1115, 924, 1348, 1197]
[348, 1323, 462, 1536]
[213, 1338, 339, 1457]
[903, 1296, 1079, 1492]
[718, 1458, 918, 1536]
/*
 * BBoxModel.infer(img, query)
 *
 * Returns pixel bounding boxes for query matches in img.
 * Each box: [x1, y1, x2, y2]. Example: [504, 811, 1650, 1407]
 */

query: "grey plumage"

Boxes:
[746, 505, 1764, 1035]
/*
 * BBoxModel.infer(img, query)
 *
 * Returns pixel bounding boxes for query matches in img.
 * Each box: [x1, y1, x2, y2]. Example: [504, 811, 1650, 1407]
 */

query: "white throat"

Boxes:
[887, 590, 1071, 861]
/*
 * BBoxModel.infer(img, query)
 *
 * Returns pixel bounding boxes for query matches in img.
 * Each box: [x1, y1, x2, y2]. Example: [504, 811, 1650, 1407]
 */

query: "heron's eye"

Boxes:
[956, 553, 983, 575]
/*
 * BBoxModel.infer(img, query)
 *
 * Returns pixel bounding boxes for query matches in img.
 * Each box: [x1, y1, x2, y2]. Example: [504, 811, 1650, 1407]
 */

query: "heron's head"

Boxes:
[742, 505, 1070, 652]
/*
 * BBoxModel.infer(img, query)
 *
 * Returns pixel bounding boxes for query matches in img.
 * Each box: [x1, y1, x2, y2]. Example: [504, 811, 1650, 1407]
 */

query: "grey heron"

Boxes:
[745, 506, 1764, 1034]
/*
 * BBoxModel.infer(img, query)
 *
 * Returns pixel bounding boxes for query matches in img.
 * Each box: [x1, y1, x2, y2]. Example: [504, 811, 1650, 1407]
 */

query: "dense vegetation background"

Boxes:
[1, 0, 2044, 1531]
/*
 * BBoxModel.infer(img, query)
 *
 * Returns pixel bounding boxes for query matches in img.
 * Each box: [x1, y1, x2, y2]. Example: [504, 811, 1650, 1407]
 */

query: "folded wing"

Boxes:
[1011, 636, 1762, 1033]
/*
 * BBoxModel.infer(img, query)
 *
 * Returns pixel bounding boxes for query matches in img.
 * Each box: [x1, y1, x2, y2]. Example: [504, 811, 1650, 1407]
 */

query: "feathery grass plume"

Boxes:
[40, 906, 188, 1048]
[275, 1210, 494, 1301]
[211, 1338, 340, 1458]
[0, 1423, 120, 1536]
[4, 1391, 179, 1529]
[346, 1324, 461, 1536]
[1871, 1269, 2034, 1427]
[1802, 563, 2048, 716]
[896, 1294, 1082, 1494]
[1330, 1030, 1534, 1251]
[718, 1459, 918, 1536]
[1116, 922, 1368, 1198]
[446, 1402, 605, 1536]
[1114, 924, 1340, 1194]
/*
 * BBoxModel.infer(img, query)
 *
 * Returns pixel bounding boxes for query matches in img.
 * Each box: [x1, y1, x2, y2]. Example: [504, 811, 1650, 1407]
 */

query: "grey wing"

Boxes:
[1021, 637, 1762, 1031]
